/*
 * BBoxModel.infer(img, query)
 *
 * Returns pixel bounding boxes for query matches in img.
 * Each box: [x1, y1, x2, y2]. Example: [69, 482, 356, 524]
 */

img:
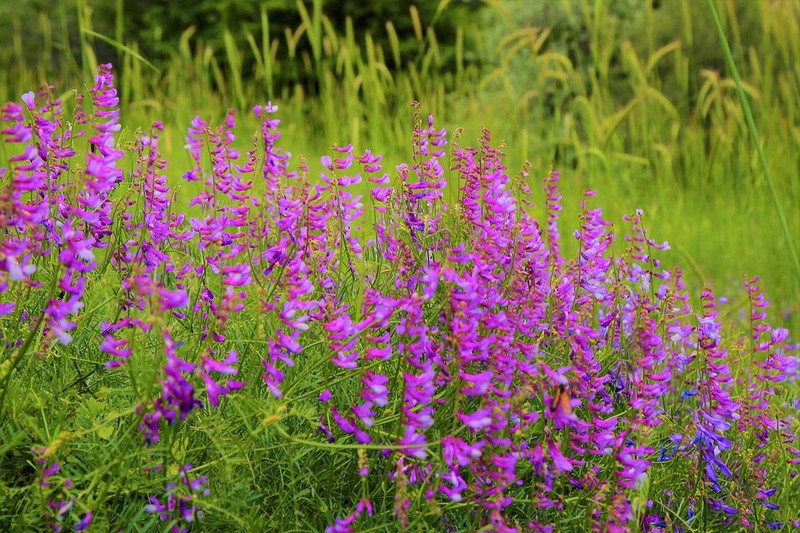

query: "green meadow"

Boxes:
[3, 0, 798, 320]
[1, 0, 799, 531]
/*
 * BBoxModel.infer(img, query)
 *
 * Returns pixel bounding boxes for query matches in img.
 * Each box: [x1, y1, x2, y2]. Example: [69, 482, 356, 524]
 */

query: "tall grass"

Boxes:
[0, 0, 797, 325]
[707, 0, 800, 289]
[1, 61, 798, 532]
[2, 1, 800, 531]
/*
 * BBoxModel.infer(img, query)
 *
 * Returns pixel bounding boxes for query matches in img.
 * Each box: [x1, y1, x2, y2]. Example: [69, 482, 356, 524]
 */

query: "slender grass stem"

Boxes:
[707, 0, 800, 289]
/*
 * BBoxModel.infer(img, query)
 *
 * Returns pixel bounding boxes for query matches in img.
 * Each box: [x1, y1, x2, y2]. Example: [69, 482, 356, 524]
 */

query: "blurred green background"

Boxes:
[2, 0, 799, 330]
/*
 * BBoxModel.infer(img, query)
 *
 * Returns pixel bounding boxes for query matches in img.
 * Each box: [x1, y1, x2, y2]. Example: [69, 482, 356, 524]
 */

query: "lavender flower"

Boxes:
[146, 464, 209, 531]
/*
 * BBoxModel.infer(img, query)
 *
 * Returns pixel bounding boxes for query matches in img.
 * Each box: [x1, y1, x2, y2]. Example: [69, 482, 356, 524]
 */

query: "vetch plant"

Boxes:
[31, 447, 93, 532]
[145, 463, 210, 532]
[0, 65, 798, 531]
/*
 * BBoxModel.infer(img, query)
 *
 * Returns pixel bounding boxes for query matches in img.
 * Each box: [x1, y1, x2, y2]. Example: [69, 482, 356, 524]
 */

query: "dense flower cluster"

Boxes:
[32, 447, 93, 532]
[1, 66, 798, 531]
[145, 463, 210, 533]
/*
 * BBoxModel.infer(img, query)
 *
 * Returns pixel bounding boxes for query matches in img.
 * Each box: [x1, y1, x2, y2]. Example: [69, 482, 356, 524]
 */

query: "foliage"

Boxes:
[1, 2, 800, 529]
[0, 0, 482, 95]
[0, 65, 799, 532]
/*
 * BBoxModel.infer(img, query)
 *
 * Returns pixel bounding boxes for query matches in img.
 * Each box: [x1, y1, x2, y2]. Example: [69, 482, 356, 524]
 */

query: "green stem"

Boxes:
[706, 0, 800, 287]
[273, 422, 430, 452]
[0, 304, 48, 420]
[0, 268, 60, 419]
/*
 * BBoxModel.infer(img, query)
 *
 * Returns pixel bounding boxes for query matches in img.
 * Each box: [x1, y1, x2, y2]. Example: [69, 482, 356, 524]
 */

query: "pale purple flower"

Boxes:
[21, 91, 35, 109]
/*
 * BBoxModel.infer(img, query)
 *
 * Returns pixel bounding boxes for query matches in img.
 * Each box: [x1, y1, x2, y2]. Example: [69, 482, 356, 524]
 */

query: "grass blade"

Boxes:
[706, 0, 800, 287]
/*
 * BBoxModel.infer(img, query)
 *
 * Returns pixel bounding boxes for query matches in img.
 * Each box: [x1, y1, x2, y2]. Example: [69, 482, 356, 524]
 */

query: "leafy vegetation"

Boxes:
[1, 0, 799, 531]
[2, 0, 796, 318]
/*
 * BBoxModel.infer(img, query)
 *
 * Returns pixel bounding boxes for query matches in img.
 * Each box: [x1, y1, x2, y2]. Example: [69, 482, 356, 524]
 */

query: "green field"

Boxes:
[3, 0, 798, 319]
[1, 0, 799, 531]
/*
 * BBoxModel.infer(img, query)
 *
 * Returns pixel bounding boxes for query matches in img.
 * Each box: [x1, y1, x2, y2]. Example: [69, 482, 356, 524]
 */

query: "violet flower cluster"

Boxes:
[145, 463, 210, 533]
[2, 66, 799, 531]
[32, 447, 92, 532]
